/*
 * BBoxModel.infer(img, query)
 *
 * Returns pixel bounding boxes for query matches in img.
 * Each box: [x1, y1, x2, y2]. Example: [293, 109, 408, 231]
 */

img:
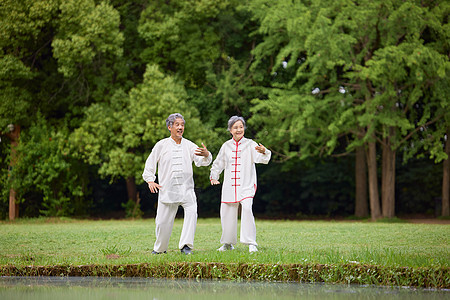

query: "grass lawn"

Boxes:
[0, 218, 448, 287]
[0, 218, 448, 267]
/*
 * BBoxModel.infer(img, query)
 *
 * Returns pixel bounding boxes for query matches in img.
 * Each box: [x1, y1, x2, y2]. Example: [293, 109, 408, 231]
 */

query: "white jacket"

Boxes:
[143, 137, 212, 204]
[210, 137, 271, 203]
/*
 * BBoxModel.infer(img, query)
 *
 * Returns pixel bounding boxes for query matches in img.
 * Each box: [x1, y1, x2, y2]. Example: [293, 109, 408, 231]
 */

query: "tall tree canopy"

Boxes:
[1, 0, 448, 219]
[0, 0, 125, 217]
[70, 65, 217, 185]
[248, 0, 449, 218]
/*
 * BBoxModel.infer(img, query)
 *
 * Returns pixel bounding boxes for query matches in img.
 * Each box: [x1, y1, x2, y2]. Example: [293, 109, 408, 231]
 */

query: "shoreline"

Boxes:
[1, 262, 448, 289]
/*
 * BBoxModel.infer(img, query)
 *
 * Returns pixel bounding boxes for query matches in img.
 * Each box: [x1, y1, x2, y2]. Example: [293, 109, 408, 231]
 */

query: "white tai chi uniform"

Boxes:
[210, 137, 271, 246]
[143, 137, 212, 252]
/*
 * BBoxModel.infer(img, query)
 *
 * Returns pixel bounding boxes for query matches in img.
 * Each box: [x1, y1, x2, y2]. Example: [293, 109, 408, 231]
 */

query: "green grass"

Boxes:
[0, 218, 448, 268]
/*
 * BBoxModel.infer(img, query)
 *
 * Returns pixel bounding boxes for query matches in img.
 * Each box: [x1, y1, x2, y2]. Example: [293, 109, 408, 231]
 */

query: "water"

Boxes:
[0, 276, 448, 300]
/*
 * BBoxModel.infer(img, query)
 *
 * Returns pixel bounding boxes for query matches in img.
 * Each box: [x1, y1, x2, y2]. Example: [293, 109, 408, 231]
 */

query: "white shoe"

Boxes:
[249, 245, 258, 253]
[217, 244, 234, 251]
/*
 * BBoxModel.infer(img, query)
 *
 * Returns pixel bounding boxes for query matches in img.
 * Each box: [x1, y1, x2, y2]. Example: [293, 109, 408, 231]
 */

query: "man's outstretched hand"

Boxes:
[195, 143, 209, 157]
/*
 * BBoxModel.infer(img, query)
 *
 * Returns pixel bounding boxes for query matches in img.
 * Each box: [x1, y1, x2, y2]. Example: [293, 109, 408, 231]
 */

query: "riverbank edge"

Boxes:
[1, 262, 448, 288]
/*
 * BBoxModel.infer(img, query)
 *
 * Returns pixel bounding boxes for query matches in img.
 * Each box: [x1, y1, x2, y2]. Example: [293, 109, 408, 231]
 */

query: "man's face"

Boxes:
[230, 120, 245, 141]
[168, 118, 185, 140]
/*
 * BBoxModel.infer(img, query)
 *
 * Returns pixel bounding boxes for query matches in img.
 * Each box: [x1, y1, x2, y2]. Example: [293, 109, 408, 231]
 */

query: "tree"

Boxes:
[10, 115, 91, 216]
[51, 0, 124, 103]
[355, 1, 449, 216]
[354, 145, 368, 217]
[3, 124, 20, 219]
[0, 0, 125, 218]
[247, 0, 449, 219]
[0, 0, 60, 219]
[70, 65, 218, 210]
[138, 0, 235, 86]
[138, 0, 260, 131]
[420, 94, 450, 217]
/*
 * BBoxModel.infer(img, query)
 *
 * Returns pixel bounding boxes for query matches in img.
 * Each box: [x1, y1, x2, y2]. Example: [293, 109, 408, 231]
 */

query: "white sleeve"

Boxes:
[192, 145, 213, 167]
[210, 145, 226, 180]
[142, 142, 161, 183]
[252, 141, 271, 164]
[188, 141, 212, 167]
[194, 151, 213, 167]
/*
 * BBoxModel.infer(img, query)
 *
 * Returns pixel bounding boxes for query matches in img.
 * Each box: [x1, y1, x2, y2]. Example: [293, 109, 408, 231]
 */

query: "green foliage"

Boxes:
[51, 0, 126, 106]
[0, 0, 130, 218]
[0, 0, 448, 220]
[248, 0, 449, 161]
[254, 157, 354, 217]
[0, 0, 58, 128]
[8, 115, 90, 217]
[138, 0, 234, 85]
[121, 199, 143, 219]
[70, 64, 218, 187]
[53, 0, 124, 77]
[0, 0, 59, 51]
[201, 154, 443, 218]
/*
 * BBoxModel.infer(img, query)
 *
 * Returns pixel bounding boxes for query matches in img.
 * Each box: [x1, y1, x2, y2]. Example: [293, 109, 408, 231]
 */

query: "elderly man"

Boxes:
[143, 113, 212, 255]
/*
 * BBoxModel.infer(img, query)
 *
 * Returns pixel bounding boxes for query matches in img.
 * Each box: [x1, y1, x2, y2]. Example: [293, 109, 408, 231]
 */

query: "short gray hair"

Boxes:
[227, 116, 246, 131]
[166, 113, 185, 129]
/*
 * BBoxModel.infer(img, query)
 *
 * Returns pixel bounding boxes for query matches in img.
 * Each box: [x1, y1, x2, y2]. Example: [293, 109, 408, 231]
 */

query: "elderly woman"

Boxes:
[210, 116, 271, 253]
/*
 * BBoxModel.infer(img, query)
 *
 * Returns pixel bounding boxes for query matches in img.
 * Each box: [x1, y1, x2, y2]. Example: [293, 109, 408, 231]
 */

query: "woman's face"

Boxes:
[230, 120, 245, 141]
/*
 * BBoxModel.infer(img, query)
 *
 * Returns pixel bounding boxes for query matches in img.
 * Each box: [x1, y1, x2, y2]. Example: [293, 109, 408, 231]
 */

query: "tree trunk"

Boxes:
[442, 130, 450, 217]
[9, 188, 19, 219]
[7, 124, 20, 220]
[366, 141, 381, 220]
[381, 129, 396, 219]
[355, 146, 368, 217]
[126, 176, 137, 203]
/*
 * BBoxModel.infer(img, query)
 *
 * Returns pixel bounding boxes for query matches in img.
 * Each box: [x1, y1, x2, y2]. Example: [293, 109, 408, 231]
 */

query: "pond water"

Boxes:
[0, 276, 448, 300]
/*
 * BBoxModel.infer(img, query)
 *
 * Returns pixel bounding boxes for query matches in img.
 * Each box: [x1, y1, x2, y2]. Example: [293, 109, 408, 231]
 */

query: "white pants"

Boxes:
[220, 198, 257, 246]
[153, 200, 197, 252]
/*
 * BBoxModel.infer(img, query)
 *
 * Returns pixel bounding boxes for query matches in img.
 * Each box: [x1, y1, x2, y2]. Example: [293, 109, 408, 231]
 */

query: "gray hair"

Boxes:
[227, 116, 246, 131]
[166, 113, 185, 129]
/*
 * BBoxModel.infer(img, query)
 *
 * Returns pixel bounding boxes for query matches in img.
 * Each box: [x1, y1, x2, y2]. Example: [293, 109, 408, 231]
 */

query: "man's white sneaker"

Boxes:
[249, 245, 258, 253]
[217, 244, 234, 251]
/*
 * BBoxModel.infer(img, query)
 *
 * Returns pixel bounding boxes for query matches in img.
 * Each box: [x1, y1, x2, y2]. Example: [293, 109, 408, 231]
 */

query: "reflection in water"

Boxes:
[0, 276, 448, 300]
